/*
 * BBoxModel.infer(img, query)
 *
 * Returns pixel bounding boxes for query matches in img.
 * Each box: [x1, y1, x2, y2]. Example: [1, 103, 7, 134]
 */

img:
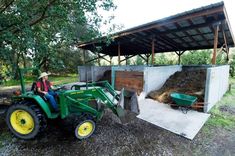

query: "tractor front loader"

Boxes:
[5, 68, 139, 140]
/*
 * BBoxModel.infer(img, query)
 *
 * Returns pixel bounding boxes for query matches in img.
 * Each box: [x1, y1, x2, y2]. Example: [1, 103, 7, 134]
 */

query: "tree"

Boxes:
[134, 55, 145, 65]
[0, 0, 117, 79]
[154, 53, 176, 65]
[181, 50, 212, 65]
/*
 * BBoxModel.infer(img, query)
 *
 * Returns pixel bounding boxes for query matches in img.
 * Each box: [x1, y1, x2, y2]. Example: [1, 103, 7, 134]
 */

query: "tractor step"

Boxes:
[50, 112, 60, 118]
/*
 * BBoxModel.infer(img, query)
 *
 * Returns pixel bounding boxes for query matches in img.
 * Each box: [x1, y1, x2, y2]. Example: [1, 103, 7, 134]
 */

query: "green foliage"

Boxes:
[181, 50, 212, 65]
[0, 0, 116, 79]
[205, 80, 235, 129]
[154, 53, 176, 65]
[134, 55, 145, 65]
[2, 74, 77, 87]
[126, 58, 131, 65]
[154, 54, 168, 65]
[228, 48, 235, 77]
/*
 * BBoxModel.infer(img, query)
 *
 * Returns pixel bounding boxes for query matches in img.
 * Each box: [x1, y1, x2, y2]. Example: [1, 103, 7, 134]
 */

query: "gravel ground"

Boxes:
[1, 84, 235, 156]
[0, 109, 235, 156]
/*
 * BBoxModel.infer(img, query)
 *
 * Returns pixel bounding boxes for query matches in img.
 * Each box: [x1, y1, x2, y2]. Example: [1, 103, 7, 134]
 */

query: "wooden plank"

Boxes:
[115, 71, 144, 93]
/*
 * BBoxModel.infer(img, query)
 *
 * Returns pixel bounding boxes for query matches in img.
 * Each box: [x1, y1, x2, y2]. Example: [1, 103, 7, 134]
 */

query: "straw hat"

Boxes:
[38, 72, 50, 79]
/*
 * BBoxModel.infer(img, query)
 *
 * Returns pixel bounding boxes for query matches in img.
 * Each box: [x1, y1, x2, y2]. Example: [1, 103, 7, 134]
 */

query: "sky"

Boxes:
[103, 0, 235, 34]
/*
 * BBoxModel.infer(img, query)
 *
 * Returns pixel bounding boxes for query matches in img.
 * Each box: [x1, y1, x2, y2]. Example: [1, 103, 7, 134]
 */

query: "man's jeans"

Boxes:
[45, 91, 58, 111]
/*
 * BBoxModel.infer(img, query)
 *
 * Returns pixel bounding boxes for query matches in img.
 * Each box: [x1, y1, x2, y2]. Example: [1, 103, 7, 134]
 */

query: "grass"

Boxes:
[1, 74, 78, 87]
[203, 77, 235, 131]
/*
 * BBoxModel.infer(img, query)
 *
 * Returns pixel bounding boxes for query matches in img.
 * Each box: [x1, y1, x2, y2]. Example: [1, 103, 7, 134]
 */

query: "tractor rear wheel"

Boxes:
[75, 119, 96, 139]
[6, 103, 47, 139]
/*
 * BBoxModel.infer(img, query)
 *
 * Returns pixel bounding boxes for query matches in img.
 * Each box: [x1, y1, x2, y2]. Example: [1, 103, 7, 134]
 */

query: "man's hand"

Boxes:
[42, 91, 48, 95]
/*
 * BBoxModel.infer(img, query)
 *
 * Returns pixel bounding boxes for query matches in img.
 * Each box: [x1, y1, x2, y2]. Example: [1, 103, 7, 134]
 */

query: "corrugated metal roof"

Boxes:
[78, 1, 235, 56]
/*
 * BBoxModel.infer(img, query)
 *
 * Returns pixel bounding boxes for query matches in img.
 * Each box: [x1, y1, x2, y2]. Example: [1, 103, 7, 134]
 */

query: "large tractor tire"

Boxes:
[75, 119, 96, 139]
[6, 102, 47, 139]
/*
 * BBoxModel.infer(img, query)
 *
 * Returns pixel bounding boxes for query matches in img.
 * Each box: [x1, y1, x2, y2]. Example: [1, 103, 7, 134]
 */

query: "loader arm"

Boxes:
[68, 81, 139, 121]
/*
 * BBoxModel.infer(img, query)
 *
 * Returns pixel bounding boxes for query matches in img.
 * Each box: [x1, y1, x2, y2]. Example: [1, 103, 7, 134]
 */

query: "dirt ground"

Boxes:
[148, 69, 206, 104]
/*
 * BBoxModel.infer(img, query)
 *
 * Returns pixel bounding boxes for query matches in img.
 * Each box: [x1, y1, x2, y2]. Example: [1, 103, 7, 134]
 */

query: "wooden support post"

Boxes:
[118, 43, 121, 65]
[146, 54, 150, 65]
[151, 38, 155, 65]
[175, 51, 185, 65]
[83, 49, 86, 65]
[178, 52, 181, 65]
[222, 26, 229, 62]
[212, 24, 219, 64]
[175, 51, 180, 65]
[97, 53, 101, 66]
[125, 55, 128, 65]
[110, 56, 112, 65]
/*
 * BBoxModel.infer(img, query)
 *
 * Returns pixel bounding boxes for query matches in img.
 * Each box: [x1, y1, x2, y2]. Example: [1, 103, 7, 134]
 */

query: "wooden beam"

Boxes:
[162, 25, 191, 48]
[125, 55, 128, 65]
[138, 54, 147, 62]
[221, 23, 229, 61]
[78, 13, 225, 50]
[97, 53, 101, 66]
[118, 43, 121, 65]
[175, 51, 185, 65]
[110, 6, 223, 40]
[151, 38, 155, 65]
[110, 56, 112, 65]
[120, 55, 135, 63]
[127, 34, 166, 51]
[145, 54, 151, 65]
[99, 54, 110, 63]
[212, 24, 219, 64]
[83, 49, 86, 65]
[223, 7, 235, 45]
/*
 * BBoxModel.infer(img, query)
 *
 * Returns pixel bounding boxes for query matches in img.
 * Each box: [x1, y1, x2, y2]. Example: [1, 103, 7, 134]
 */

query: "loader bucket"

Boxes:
[116, 89, 139, 124]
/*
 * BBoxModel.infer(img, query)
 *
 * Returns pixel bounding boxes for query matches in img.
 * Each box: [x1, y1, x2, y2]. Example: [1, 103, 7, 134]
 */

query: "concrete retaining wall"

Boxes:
[78, 65, 230, 112]
[78, 66, 111, 82]
[204, 65, 230, 112]
[143, 65, 182, 93]
[78, 66, 92, 82]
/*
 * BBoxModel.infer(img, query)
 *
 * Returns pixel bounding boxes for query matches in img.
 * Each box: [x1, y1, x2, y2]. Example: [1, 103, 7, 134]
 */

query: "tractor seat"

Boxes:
[31, 82, 48, 101]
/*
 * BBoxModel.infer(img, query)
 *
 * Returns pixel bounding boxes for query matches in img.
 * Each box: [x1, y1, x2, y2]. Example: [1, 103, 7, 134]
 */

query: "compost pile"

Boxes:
[148, 69, 206, 103]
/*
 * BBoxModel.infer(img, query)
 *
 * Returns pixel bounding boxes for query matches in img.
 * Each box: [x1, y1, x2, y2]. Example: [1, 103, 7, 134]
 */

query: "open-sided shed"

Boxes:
[77, 2, 234, 113]
[78, 2, 234, 65]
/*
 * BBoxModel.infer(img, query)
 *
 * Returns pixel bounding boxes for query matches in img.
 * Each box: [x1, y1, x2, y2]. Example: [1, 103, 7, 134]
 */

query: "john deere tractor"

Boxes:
[5, 68, 139, 140]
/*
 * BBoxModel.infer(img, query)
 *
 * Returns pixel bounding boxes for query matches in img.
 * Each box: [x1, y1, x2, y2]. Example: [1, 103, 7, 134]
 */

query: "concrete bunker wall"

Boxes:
[78, 66, 111, 82]
[78, 65, 230, 112]
[204, 65, 229, 112]
[143, 65, 182, 94]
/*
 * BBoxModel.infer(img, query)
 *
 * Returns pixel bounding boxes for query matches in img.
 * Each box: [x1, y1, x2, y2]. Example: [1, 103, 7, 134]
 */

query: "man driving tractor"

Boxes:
[36, 72, 59, 112]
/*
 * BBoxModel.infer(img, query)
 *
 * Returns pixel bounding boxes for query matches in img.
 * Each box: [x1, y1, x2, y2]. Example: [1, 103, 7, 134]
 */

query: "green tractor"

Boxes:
[5, 68, 139, 140]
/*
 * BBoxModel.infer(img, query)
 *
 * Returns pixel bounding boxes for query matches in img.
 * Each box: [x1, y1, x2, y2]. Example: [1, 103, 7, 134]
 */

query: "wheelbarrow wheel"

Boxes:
[170, 105, 179, 109]
[75, 119, 96, 139]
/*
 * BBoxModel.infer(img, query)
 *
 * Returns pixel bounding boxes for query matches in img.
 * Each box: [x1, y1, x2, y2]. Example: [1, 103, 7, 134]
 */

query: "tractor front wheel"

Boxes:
[75, 119, 96, 139]
[6, 103, 47, 139]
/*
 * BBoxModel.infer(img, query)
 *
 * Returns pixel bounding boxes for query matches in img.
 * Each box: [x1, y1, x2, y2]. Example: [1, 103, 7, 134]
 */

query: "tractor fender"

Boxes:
[12, 95, 54, 119]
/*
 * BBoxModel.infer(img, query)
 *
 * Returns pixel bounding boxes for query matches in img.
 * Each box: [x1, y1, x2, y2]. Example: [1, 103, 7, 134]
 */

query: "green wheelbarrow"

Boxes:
[170, 92, 198, 113]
